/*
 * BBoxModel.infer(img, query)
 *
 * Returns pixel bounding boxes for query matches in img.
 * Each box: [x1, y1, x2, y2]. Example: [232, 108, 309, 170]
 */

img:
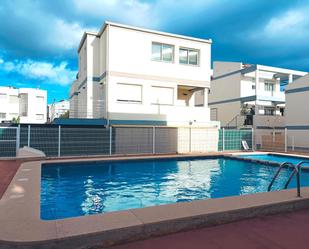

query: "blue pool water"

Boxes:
[41, 157, 309, 220]
[238, 154, 309, 165]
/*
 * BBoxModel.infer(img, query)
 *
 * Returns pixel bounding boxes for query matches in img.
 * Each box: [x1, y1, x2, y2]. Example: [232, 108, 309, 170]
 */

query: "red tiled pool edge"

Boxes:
[0, 160, 21, 199]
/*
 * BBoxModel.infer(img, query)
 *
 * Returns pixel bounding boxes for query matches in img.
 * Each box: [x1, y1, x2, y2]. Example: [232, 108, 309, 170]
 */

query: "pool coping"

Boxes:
[3, 153, 309, 248]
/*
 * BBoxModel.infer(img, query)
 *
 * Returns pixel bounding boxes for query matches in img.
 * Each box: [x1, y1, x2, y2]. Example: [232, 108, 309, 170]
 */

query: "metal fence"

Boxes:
[0, 127, 18, 157]
[0, 125, 254, 158]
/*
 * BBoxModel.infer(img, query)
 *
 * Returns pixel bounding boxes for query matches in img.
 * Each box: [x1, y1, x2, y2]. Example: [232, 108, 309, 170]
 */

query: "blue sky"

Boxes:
[0, 0, 309, 103]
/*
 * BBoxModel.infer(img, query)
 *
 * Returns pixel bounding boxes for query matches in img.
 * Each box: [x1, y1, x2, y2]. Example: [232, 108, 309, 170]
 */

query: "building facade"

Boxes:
[209, 61, 307, 129]
[70, 21, 218, 127]
[285, 74, 309, 151]
[0, 86, 47, 124]
[48, 100, 70, 121]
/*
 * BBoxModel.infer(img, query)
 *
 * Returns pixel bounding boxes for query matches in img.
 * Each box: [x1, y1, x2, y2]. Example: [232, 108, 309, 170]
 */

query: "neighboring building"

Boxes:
[69, 21, 218, 127]
[0, 86, 47, 124]
[285, 74, 309, 151]
[48, 100, 70, 121]
[209, 61, 307, 129]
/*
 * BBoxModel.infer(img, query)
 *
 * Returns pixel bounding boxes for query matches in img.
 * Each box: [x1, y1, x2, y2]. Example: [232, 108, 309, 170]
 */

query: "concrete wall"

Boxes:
[286, 74, 309, 150]
[209, 62, 242, 126]
[69, 80, 78, 118]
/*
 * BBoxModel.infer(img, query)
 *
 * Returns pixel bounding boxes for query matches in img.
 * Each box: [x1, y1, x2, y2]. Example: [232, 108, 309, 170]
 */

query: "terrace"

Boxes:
[2, 151, 309, 248]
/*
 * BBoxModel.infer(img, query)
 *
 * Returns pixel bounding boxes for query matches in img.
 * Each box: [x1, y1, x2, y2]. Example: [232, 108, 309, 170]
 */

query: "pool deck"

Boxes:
[2, 152, 309, 248]
[110, 208, 309, 249]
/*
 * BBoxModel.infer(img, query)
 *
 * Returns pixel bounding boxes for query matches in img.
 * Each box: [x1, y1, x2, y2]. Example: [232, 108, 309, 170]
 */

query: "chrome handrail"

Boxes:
[268, 160, 309, 197]
[289, 161, 309, 197]
[267, 162, 294, 192]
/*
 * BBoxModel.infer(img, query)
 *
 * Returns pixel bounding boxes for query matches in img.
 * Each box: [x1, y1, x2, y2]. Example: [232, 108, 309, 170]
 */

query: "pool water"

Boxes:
[238, 154, 309, 165]
[41, 157, 309, 220]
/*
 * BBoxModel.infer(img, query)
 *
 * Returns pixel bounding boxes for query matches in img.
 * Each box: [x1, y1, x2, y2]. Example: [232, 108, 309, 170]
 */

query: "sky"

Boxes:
[0, 0, 309, 104]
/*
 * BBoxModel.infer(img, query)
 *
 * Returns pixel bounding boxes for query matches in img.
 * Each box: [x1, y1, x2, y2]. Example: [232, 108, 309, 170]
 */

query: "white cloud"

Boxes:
[264, 10, 307, 38]
[48, 19, 91, 50]
[73, 0, 157, 28]
[251, 6, 309, 43]
[0, 59, 77, 86]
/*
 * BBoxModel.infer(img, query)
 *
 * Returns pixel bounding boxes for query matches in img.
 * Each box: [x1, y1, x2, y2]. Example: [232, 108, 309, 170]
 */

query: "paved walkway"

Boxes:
[111, 208, 309, 249]
[0, 160, 20, 198]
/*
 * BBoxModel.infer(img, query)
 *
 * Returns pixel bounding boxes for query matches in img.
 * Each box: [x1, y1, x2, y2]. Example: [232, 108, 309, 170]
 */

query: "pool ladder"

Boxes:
[268, 161, 309, 197]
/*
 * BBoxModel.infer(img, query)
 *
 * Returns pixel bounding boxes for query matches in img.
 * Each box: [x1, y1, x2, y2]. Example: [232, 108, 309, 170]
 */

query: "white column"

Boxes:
[204, 88, 208, 107]
[255, 69, 259, 97]
[288, 74, 293, 84]
[255, 69, 259, 115]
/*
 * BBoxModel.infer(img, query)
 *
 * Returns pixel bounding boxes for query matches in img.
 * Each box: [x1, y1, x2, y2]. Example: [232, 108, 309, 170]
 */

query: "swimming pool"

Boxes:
[41, 157, 309, 220]
[237, 154, 309, 165]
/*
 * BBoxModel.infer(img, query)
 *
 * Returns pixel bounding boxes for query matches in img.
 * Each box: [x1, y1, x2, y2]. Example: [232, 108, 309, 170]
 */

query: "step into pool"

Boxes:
[237, 153, 309, 165]
[41, 157, 309, 220]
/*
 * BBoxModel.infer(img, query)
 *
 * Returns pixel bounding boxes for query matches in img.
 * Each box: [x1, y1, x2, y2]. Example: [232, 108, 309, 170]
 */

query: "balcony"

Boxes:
[109, 103, 218, 127]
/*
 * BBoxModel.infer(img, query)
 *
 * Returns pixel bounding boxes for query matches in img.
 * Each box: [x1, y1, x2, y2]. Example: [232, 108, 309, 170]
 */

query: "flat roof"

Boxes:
[240, 63, 307, 76]
[78, 21, 212, 52]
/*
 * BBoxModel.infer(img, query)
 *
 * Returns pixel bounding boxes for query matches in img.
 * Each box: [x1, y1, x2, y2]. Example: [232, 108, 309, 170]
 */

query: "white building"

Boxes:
[70, 21, 218, 127]
[209, 61, 307, 128]
[285, 74, 309, 151]
[48, 100, 70, 121]
[0, 86, 47, 124]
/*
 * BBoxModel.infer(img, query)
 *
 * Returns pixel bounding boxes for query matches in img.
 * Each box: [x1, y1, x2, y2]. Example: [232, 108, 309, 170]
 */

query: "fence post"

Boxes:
[16, 125, 20, 155]
[272, 129, 275, 149]
[58, 125, 61, 157]
[251, 128, 254, 151]
[189, 127, 192, 153]
[292, 136, 295, 151]
[284, 127, 287, 152]
[152, 126, 155, 154]
[222, 128, 225, 152]
[27, 125, 31, 147]
[109, 126, 112, 155]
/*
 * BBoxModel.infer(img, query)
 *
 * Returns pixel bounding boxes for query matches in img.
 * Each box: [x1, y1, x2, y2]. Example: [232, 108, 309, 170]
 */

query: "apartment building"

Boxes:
[48, 100, 70, 121]
[285, 74, 309, 151]
[209, 61, 307, 128]
[69, 21, 218, 127]
[0, 86, 47, 124]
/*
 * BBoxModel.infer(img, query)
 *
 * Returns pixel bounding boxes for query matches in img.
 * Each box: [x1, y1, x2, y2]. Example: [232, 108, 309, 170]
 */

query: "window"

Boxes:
[151, 86, 174, 105]
[116, 83, 142, 103]
[36, 114, 44, 120]
[264, 107, 275, 116]
[179, 48, 199, 65]
[210, 108, 218, 121]
[0, 113, 6, 119]
[36, 96, 45, 102]
[264, 82, 275, 92]
[152, 42, 174, 62]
